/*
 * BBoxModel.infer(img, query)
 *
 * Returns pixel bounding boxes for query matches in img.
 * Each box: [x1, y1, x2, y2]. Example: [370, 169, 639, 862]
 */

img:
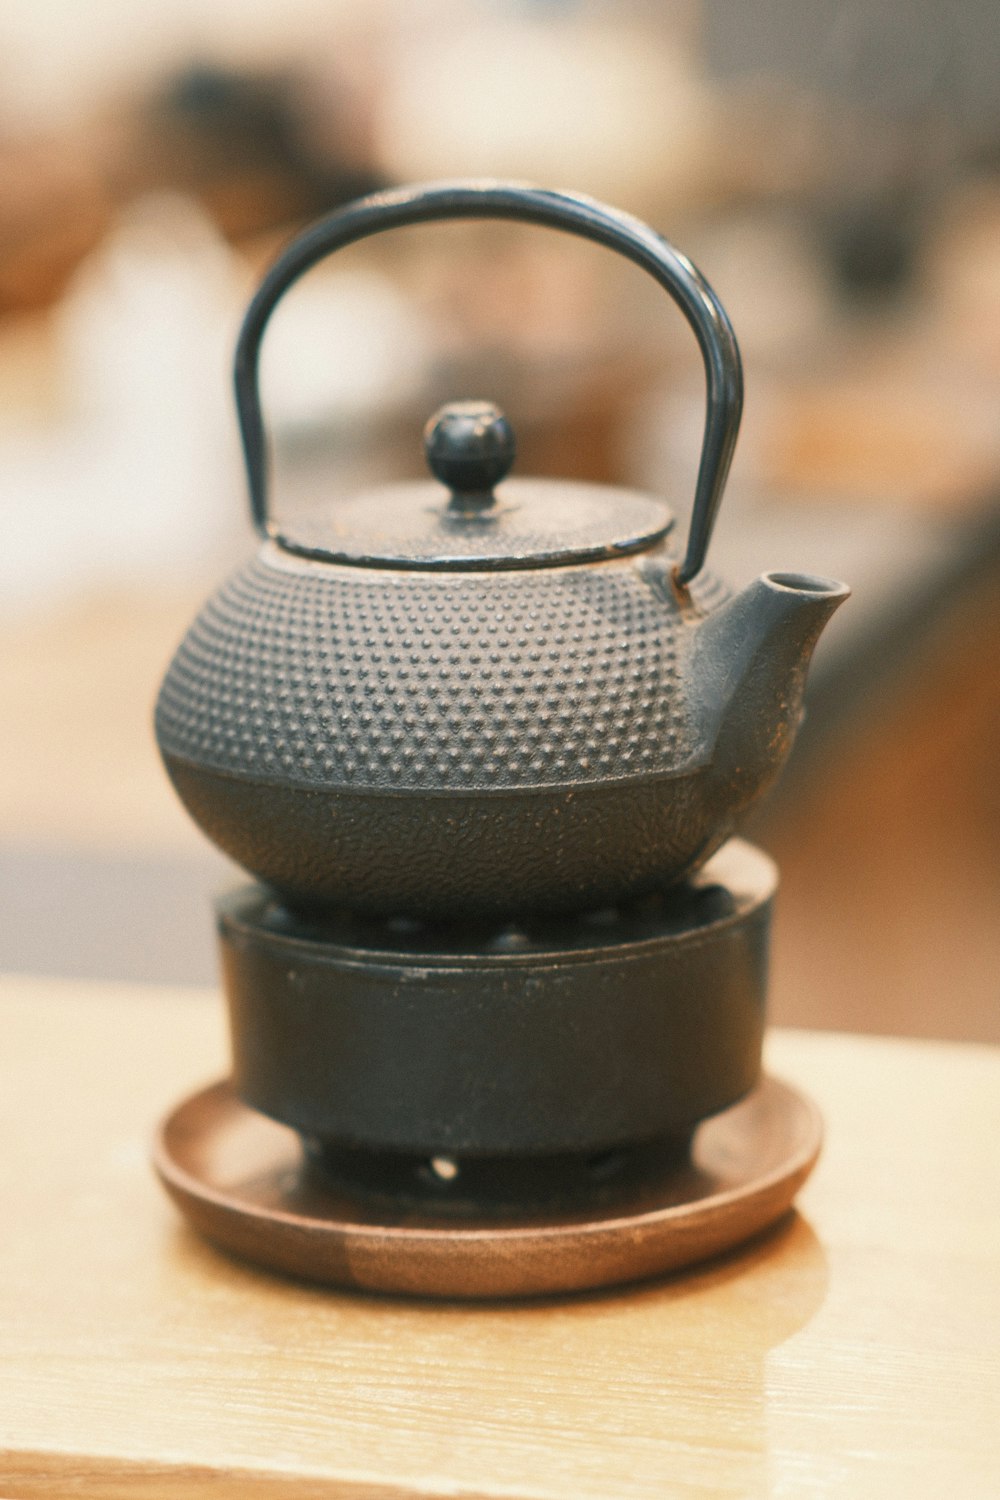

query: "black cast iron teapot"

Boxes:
[156, 182, 848, 920]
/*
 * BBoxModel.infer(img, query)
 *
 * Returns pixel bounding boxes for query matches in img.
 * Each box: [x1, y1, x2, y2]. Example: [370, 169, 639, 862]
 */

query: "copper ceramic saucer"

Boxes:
[154, 1076, 821, 1299]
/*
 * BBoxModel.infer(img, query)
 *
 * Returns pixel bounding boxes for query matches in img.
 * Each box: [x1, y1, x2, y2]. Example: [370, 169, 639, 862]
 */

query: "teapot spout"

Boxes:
[694, 570, 850, 805]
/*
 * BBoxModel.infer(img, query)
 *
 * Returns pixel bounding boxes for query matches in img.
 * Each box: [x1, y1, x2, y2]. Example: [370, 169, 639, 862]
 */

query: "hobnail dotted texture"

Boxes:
[156, 550, 702, 791]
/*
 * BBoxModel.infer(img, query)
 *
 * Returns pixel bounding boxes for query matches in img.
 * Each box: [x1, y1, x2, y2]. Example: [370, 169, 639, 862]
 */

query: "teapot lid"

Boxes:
[272, 402, 673, 571]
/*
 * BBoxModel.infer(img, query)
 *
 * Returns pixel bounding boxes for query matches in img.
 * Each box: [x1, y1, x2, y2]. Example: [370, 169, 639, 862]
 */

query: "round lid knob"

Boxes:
[423, 401, 516, 510]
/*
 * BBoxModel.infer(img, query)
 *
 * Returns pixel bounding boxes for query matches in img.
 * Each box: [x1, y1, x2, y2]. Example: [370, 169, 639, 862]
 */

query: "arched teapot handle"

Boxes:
[234, 180, 743, 584]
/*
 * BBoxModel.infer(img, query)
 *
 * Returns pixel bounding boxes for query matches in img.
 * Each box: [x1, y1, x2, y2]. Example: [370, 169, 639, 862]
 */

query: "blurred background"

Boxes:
[1, 0, 997, 1040]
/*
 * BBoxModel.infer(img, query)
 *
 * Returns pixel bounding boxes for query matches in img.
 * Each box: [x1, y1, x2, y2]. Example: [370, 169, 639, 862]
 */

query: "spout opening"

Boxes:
[764, 571, 848, 598]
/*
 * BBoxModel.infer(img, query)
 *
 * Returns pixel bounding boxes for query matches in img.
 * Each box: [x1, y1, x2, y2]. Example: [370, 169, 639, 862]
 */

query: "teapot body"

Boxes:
[157, 539, 740, 920]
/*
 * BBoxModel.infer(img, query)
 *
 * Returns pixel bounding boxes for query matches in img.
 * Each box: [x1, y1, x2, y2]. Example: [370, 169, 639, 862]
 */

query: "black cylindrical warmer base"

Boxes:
[217, 839, 775, 1171]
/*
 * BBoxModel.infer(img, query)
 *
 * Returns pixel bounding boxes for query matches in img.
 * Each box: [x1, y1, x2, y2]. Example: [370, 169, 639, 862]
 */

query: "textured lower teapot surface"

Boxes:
[155, 545, 739, 918]
[156, 545, 728, 793]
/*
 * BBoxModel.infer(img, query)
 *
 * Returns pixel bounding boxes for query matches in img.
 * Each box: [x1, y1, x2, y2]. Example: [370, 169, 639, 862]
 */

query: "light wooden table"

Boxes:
[1, 975, 998, 1498]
